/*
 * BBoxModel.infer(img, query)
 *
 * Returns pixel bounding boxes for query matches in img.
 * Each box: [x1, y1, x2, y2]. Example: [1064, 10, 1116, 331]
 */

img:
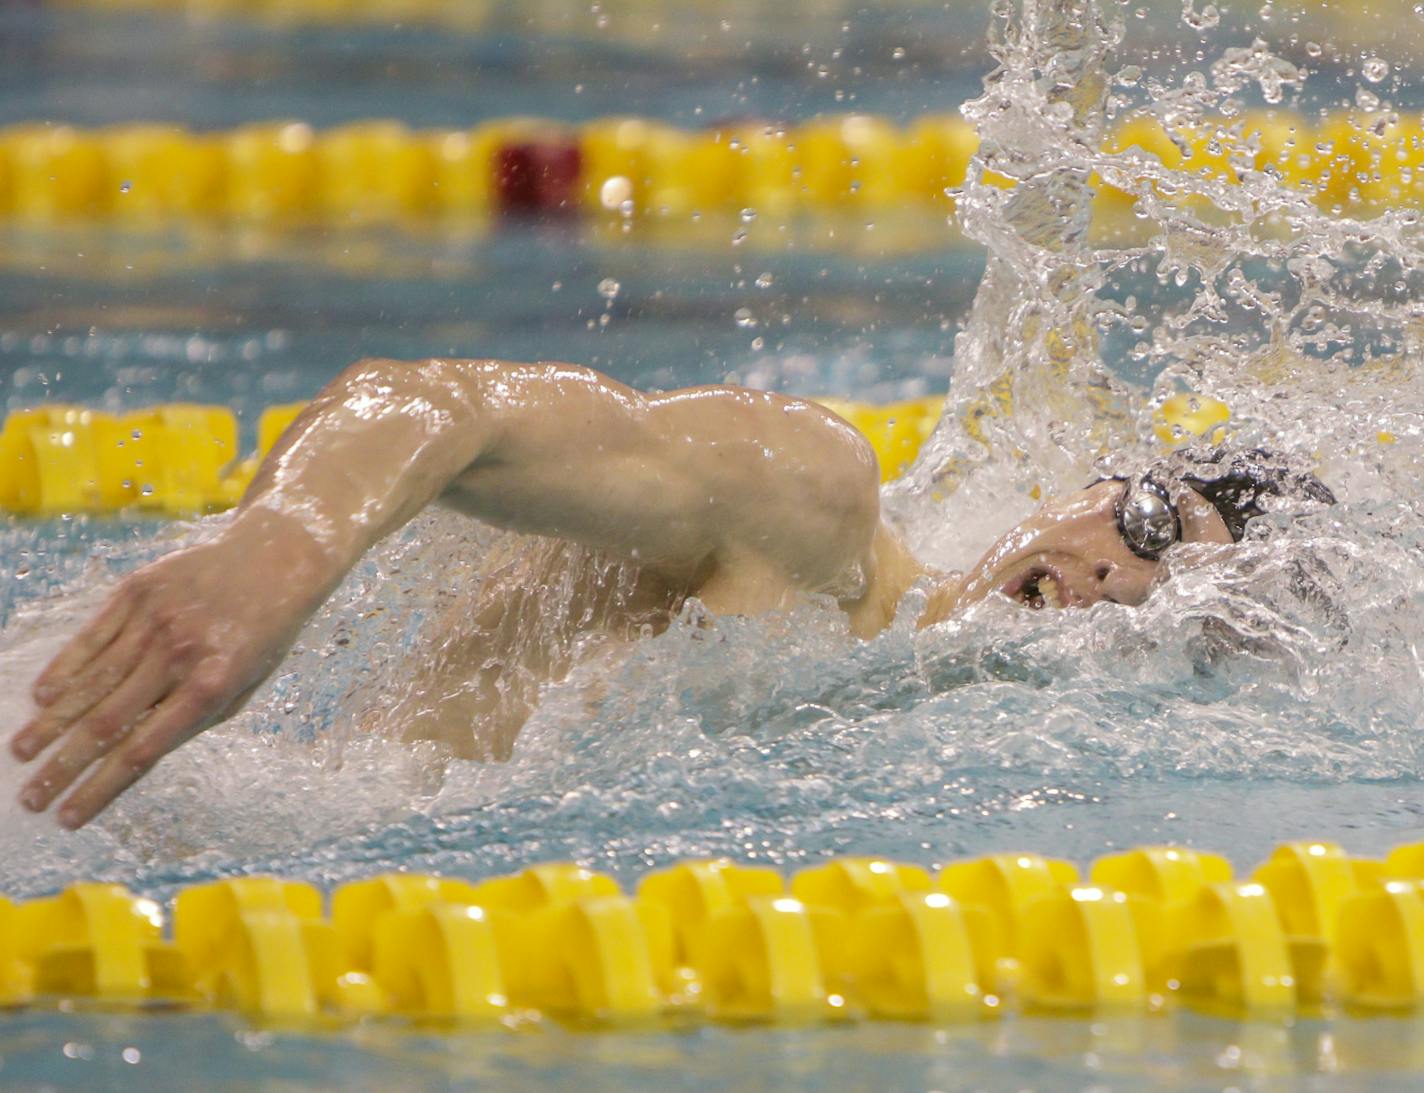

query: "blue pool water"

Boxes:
[7, 0, 1424, 1088]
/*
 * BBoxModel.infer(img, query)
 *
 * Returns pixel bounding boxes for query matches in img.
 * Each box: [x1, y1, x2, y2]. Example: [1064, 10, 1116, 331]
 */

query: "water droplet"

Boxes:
[599, 175, 632, 210]
[1362, 57, 1390, 84]
[1181, 1, 1219, 30]
[597, 277, 621, 301]
[733, 307, 757, 328]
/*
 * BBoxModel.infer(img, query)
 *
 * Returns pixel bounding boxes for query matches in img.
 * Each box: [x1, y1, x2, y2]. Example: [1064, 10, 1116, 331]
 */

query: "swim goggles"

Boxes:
[1106, 475, 1182, 561]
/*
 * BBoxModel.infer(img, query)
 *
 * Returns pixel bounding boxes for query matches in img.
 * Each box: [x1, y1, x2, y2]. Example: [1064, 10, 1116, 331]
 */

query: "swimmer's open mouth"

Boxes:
[1003, 565, 1068, 610]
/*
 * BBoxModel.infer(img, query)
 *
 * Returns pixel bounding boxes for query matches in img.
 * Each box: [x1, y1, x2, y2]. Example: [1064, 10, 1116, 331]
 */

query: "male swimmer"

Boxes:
[9, 358, 1333, 828]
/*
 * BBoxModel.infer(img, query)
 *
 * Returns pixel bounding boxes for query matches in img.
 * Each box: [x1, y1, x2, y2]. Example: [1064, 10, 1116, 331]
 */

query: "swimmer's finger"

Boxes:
[12, 624, 152, 762]
[31, 588, 136, 705]
[54, 685, 211, 830]
[17, 658, 172, 814]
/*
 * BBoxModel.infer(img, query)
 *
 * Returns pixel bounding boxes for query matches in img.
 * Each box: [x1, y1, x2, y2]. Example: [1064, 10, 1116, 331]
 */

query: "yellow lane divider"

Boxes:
[0, 111, 1420, 228]
[0, 402, 282, 517]
[8, 842, 1424, 1022]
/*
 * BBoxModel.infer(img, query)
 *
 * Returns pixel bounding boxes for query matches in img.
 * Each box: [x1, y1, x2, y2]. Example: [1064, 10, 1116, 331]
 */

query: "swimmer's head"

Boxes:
[952, 446, 1336, 611]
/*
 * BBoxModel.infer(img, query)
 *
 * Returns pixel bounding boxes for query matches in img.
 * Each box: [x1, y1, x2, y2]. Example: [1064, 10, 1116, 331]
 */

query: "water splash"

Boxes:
[890, 0, 1424, 571]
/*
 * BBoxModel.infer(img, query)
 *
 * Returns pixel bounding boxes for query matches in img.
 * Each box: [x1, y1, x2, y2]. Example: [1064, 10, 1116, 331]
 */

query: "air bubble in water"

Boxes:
[755, 272, 774, 289]
[1362, 57, 1390, 83]
[733, 308, 757, 328]
[740, 208, 757, 223]
[597, 277, 620, 301]
[1181, 0, 1220, 31]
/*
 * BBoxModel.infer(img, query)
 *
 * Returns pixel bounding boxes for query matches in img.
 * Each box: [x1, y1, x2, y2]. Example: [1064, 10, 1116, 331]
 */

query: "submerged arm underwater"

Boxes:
[11, 358, 901, 828]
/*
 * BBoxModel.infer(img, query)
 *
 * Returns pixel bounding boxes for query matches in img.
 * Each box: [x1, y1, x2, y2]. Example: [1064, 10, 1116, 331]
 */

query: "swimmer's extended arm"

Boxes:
[13, 358, 882, 828]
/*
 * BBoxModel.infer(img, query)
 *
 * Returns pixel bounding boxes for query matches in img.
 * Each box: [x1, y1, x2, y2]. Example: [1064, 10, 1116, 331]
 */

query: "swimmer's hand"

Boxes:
[11, 510, 332, 829]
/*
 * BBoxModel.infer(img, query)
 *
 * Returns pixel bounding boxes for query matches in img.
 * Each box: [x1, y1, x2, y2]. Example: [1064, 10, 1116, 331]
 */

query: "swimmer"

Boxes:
[9, 359, 1334, 828]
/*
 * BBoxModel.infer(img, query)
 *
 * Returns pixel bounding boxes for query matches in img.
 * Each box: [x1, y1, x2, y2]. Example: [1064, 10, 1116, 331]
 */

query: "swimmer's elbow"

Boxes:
[342, 355, 504, 396]
[337, 356, 520, 434]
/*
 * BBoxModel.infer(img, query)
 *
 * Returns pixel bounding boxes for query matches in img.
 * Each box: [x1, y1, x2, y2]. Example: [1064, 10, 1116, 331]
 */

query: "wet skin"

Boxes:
[9, 358, 1236, 829]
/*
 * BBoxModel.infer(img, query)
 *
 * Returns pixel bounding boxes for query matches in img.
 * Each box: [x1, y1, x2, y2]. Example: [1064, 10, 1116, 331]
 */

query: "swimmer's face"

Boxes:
[956, 478, 1235, 610]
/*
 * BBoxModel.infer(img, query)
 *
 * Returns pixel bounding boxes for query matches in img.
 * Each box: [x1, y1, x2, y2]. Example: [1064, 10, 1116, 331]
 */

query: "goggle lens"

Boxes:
[1117, 480, 1180, 560]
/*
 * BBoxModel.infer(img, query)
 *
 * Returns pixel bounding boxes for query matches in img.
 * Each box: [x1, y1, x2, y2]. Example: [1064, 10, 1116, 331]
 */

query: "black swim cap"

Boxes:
[1166, 446, 1337, 542]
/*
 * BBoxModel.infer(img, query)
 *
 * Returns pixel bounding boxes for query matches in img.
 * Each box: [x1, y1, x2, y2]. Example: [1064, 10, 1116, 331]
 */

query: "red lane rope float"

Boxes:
[8, 843, 1424, 1024]
[0, 112, 1420, 228]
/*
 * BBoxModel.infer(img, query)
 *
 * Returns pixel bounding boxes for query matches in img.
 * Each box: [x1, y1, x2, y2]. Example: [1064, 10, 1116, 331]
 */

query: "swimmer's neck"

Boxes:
[917, 571, 966, 628]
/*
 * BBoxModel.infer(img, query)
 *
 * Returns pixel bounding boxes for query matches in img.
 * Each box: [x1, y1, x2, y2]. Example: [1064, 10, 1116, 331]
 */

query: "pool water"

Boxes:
[7, 0, 1424, 1088]
[12, 1009, 1424, 1090]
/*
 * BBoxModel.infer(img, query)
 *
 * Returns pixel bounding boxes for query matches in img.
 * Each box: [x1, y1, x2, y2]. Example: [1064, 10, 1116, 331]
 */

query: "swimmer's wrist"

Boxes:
[226, 504, 351, 602]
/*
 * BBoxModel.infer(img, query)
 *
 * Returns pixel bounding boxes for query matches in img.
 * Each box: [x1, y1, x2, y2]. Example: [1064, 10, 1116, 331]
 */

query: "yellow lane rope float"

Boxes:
[7, 842, 1424, 1023]
[0, 111, 1419, 228]
[0, 394, 1251, 516]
